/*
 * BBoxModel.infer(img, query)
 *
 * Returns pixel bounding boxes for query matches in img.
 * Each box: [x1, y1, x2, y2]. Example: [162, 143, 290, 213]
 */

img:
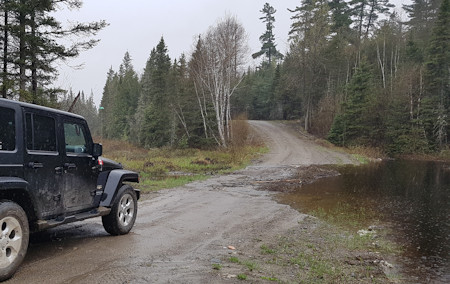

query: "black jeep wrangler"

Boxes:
[0, 98, 140, 280]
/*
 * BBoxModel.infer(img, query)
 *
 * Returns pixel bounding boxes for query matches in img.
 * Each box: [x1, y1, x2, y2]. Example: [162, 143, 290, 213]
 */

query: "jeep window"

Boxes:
[0, 107, 15, 151]
[64, 122, 89, 154]
[26, 113, 57, 152]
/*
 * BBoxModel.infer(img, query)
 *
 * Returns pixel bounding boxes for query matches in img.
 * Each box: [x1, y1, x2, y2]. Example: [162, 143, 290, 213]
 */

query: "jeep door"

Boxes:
[24, 110, 64, 219]
[62, 119, 97, 212]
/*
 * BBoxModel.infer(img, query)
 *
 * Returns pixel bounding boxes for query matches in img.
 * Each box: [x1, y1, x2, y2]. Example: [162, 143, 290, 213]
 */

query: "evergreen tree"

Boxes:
[328, 61, 380, 146]
[252, 3, 283, 63]
[423, 0, 449, 149]
[0, 0, 107, 103]
[100, 67, 118, 138]
[403, 0, 443, 64]
[328, 0, 353, 37]
[288, 0, 331, 131]
[167, 55, 197, 146]
[115, 52, 140, 139]
[350, 0, 394, 40]
[403, 0, 442, 43]
[138, 37, 172, 147]
[100, 53, 139, 140]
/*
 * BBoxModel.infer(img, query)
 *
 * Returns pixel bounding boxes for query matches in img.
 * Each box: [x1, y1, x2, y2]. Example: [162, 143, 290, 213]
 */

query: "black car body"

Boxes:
[0, 98, 139, 280]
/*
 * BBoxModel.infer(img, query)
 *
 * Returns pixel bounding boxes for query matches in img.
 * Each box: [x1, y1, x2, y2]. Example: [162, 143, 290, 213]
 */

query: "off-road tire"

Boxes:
[102, 185, 137, 235]
[0, 201, 29, 281]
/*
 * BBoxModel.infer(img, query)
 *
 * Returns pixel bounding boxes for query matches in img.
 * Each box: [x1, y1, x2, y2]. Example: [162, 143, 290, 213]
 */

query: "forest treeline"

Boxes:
[235, 0, 449, 154]
[0, 0, 106, 104]
[1, 0, 448, 155]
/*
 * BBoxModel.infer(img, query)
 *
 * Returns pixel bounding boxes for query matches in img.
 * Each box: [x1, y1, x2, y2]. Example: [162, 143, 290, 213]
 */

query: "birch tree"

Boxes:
[193, 16, 248, 147]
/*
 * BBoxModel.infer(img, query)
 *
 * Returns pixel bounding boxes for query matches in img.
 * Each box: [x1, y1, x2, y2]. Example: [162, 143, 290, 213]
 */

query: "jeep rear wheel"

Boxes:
[102, 185, 137, 235]
[0, 201, 29, 281]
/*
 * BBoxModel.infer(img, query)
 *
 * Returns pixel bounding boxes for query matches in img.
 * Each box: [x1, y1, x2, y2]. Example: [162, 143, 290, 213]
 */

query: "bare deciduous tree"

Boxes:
[191, 16, 248, 147]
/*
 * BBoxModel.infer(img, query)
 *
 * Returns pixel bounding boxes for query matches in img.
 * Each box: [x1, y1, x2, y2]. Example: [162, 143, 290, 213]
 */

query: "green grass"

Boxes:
[100, 139, 266, 192]
[260, 244, 276, 254]
[260, 276, 279, 282]
[220, 214, 401, 283]
[243, 260, 259, 272]
[352, 154, 370, 164]
[237, 274, 247, 280]
[229, 256, 240, 263]
[212, 263, 222, 270]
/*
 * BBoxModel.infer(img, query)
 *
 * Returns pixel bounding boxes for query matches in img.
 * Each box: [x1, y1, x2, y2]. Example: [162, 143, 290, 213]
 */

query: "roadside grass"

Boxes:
[223, 211, 402, 283]
[97, 119, 266, 192]
[99, 140, 265, 192]
[212, 263, 222, 270]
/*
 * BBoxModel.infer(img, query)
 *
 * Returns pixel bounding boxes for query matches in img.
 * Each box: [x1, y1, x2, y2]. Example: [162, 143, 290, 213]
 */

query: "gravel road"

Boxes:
[6, 121, 357, 283]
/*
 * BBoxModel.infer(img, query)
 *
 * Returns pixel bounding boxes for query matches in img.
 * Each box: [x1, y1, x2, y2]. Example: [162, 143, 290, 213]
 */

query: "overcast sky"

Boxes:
[53, 0, 410, 106]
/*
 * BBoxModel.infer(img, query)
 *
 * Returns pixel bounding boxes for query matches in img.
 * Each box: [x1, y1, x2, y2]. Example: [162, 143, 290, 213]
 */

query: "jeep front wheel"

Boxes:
[102, 185, 137, 235]
[0, 201, 29, 281]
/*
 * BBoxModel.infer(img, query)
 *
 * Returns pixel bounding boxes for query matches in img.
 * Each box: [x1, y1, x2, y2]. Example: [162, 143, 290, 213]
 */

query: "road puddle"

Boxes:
[277, 160, 450, 283]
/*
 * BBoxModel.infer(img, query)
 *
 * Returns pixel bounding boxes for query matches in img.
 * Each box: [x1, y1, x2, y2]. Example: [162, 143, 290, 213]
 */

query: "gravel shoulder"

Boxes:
[8, 121, 372, 283]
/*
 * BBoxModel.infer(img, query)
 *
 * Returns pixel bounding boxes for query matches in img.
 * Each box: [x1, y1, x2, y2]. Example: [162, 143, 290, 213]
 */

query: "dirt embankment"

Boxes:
[8, 121, 391, 284]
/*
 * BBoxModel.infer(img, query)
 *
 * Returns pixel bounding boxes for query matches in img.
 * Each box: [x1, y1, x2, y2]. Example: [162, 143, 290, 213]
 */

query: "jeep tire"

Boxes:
[102, 185, 137, 235]
[0, 201, 29, 281]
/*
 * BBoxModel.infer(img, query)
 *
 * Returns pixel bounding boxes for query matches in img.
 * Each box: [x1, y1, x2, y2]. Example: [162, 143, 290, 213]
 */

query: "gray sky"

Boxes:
[54, 0, 410, 106]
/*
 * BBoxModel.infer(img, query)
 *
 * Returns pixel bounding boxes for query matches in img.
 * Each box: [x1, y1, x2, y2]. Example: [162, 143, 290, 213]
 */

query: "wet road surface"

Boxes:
[5, 121, 356, 283]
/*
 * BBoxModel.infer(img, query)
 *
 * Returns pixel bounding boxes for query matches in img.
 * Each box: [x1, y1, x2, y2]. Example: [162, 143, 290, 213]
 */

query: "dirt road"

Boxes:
[6, 121, 357, 283]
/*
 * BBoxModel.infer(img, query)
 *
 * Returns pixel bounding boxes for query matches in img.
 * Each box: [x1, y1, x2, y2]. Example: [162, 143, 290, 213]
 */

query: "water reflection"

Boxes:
[279, 160, 449, 282]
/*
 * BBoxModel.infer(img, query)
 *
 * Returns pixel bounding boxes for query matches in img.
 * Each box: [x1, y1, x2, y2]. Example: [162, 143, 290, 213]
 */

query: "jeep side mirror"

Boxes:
[93, 143, 103, 157]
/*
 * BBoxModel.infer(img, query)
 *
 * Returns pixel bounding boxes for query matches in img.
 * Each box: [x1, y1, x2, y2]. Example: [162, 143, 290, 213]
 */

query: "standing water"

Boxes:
[279, 160, 449, 283]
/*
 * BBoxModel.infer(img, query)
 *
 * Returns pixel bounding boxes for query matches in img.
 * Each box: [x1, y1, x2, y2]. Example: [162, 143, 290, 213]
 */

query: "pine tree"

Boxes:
[329, 0, 353, 37]
[350, 0, 394, 40]
[252, 3, 283, 63]
[0, 0, 107, 103]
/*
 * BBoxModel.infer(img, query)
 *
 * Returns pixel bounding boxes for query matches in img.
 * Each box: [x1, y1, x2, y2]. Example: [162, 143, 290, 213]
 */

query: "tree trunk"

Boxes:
[376, 39, 386, 89]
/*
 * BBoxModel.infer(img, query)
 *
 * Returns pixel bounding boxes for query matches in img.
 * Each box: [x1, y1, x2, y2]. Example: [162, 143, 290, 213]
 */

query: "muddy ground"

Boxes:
[6, 121, 399, 283]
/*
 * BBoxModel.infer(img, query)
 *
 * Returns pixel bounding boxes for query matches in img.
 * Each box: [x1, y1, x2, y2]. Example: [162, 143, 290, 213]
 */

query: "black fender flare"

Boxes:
[0, 177, 29, 190]
[99, 170, 139, 207]
[0, 177, 39, 222]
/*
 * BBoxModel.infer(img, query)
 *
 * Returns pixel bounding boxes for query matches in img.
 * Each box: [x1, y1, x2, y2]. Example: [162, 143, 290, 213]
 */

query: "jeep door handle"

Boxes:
[55, 167, 63, 174]
[28, 162, 43, 169]
[64, 163, 77, 171]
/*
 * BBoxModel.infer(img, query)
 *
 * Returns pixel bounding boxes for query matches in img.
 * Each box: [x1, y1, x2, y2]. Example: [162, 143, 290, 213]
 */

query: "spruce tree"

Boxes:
[103, 52, 140, 140]
[403, 0, 442, 43]
[138, 37, 172, 147]
[423, 0, 449, 149]
[252, 3, 283, 63]
[328, 61, 379, 146]
[100, 67, 118, 138]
